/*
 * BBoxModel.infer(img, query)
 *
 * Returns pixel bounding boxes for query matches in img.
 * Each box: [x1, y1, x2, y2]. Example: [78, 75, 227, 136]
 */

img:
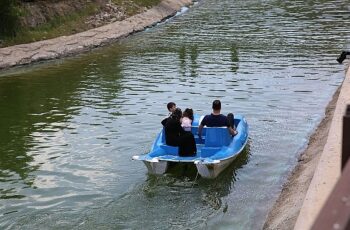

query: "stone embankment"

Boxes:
[0, 0, 192, 70]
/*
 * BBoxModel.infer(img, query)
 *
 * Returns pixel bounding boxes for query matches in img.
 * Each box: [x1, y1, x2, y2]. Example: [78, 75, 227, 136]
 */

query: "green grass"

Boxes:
[111, 0, 161, 15]
[1, 0, 162, 47]
[2, 3, 100, 47]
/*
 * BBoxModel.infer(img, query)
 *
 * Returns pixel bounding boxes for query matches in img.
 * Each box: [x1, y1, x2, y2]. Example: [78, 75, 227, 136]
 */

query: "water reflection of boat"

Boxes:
[132, 114, 249, 179]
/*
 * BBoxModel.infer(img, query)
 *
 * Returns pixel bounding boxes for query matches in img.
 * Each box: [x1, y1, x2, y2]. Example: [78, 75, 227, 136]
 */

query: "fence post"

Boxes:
[342, 105, 350, 170]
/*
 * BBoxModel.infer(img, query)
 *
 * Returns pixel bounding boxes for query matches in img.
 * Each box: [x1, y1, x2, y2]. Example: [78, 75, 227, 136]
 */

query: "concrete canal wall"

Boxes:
[294, 65, 350, 229]
[0, 0, 193, 70]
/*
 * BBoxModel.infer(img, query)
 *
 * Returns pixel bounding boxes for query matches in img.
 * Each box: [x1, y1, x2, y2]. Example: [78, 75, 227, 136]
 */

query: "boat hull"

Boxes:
[133, 114, 249, 179]
[195, 155, 238, 179]
[143, 160, 168, 175]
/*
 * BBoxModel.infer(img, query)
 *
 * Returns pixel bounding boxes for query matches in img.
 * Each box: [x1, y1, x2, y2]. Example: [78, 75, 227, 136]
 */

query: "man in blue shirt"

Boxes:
[198, 100, 237, 139]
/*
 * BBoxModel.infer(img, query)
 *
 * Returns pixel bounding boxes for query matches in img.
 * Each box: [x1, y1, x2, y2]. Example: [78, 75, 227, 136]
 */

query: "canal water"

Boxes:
[0, 0, 349, 229]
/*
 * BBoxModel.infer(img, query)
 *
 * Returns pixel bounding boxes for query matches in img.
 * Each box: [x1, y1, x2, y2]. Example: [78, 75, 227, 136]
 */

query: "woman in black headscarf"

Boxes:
[164, 108, 196, 156]
[164, 108, 183, 146]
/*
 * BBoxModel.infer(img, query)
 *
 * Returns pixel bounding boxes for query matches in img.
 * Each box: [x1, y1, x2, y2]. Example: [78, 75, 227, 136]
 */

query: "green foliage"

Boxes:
[0, 0, 19, 38]
[1, 0, 162, 46]
[3, 3, 99, 46]
[112, 0, 161, 15]
[133, 0, 162, 7]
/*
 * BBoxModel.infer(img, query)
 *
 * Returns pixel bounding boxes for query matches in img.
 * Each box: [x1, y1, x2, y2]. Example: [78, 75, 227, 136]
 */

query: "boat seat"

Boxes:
[204, 127, 232, 147]
[160, 144, 179, 156]
[191, 125, 206, 136]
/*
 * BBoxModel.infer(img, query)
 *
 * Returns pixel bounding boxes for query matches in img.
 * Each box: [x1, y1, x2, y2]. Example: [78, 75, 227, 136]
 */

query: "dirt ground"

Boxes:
[262, 87, 340, 230]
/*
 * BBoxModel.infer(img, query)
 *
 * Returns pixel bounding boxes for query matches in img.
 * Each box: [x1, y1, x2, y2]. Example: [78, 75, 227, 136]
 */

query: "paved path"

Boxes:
[0, 0, 192, 70]
[294, 65, 350, 229]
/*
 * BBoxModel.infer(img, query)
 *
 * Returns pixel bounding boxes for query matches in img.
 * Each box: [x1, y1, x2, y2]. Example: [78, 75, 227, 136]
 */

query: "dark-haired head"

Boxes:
[183, 108, 194, 121]
[212, 100, 221, 111]
[171, 108, 182, 121]
[167, 102, 176, 112]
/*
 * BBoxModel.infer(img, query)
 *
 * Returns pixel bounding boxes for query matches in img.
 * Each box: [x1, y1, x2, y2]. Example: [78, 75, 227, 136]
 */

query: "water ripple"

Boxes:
[0, 0, 349, 229]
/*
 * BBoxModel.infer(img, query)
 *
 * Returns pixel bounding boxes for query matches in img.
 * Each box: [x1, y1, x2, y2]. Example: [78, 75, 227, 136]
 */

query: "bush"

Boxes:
[0, 0, 19, 38]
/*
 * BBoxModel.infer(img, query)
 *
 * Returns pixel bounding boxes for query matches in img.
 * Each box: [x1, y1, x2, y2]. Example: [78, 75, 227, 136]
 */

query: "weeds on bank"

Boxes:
[1, 0, 161, 48]
[1, 4, 100, 47]
[112, 0, 161, 15]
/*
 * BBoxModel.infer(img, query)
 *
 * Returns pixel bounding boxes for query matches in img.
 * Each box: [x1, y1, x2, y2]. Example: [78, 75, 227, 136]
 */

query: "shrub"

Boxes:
[0, 0, 19, 38]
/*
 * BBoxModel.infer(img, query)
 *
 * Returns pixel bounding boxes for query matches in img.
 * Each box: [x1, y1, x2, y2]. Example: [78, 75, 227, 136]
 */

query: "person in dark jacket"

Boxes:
[161, 102, 177, 126]
[164, 108, 183, 146]
[164, 108, 196, 156]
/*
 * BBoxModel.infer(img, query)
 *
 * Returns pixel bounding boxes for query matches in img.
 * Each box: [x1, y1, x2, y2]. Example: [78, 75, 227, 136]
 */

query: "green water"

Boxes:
[0, 0, 349, 229]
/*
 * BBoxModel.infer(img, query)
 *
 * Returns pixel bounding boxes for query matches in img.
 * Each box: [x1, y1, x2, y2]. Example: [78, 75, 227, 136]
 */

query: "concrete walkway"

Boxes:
[294, 65, 350, 229]
[0, 0, 192, 70]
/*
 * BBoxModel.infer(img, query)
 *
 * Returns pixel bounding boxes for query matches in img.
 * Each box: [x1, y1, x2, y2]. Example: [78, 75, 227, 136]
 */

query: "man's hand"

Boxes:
[228, 126, 237, 136]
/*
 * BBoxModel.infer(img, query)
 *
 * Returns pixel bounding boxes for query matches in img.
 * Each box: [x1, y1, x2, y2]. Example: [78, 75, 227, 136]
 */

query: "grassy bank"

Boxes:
[2, 2, 101, 47]
[0, 0, 161, 48]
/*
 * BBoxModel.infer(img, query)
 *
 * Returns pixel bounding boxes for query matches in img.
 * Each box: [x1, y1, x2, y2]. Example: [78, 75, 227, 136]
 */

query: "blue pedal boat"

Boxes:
[132, 114, 249, 179]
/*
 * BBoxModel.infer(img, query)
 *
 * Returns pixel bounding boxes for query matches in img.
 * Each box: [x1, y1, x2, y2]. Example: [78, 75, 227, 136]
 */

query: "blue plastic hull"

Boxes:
[132, 114, 249, 178]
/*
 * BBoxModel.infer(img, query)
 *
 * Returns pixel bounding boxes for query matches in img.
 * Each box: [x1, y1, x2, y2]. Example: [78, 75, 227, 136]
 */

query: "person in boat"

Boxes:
[164, 108, 196, 156]
[181, 108, 194, 132]
[161, 102, 177, 126]
[198, 100, 238, 139]
[167, 102, 177, 113]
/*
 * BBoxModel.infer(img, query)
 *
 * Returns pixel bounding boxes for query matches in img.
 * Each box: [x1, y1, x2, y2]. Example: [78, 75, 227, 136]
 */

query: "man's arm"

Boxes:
[198, 124, 204, 139]
[228, 126, 238, 136]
